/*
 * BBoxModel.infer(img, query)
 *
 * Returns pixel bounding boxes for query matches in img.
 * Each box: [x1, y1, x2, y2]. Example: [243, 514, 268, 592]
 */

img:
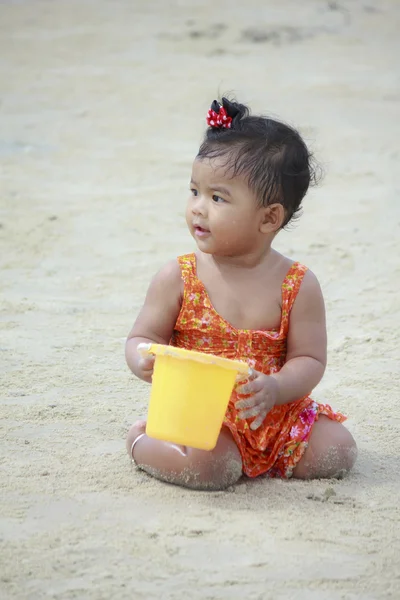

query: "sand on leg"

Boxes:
[292, 415, 357, 479]
[126, 420, 243, 490]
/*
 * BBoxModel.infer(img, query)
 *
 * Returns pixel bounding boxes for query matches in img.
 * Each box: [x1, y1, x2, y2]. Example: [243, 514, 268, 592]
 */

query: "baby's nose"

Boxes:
[192, 196, 207, 215]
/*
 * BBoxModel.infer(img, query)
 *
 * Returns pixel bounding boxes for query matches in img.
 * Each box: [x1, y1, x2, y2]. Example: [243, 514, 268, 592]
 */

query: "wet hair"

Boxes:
[198, 97, 320, 227]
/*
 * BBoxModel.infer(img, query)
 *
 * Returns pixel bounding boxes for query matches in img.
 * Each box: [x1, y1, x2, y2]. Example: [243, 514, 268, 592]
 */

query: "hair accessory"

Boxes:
[206, 100, 232, 129]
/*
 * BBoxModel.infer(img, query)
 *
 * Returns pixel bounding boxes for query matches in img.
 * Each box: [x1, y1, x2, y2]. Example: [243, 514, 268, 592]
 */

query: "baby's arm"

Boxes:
[271, 270, 327, 404]
[125, 260, 183, 383]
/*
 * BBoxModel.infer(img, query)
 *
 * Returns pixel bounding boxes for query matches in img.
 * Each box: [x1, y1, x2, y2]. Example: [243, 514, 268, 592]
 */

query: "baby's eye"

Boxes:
[190, 188, 198, 197]
[212, 194, 225, 204]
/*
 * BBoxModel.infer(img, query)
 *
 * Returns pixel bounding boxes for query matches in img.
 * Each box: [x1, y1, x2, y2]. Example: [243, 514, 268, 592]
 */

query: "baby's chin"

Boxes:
[193, 238, 214, 253]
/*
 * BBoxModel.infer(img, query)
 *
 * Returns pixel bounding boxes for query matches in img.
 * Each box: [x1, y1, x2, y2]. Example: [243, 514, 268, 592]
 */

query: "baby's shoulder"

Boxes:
[155, 258, 182, 278]
[275, 252, 315, 280]
[296, 267, 323, 297]
[271, 251, 305, 281]
[275, 252, 322, 299]
[286, 263, 324, 314]
[149, 258, 183, 294]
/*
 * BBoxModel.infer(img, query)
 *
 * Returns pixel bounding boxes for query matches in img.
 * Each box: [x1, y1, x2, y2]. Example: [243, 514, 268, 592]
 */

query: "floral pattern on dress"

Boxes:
[170, 253, 346, 479]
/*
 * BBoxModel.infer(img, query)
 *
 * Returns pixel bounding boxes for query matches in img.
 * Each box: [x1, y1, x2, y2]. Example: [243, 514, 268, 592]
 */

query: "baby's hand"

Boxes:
[138, 355, 155, 379]
[137, 343, 155, 380]
[235, 370, 280, 430]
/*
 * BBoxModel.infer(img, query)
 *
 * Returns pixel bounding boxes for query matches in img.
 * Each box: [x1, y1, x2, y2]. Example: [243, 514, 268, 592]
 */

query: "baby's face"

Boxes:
[186, 156, 266, 257]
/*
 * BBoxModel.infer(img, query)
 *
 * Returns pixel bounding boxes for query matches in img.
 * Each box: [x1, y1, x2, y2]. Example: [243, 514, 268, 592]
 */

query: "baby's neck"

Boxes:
[209, 245, 277, 271]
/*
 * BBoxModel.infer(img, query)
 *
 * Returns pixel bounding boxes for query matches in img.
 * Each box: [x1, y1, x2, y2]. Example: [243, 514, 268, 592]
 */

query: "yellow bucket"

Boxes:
[145, 344, 249, 451]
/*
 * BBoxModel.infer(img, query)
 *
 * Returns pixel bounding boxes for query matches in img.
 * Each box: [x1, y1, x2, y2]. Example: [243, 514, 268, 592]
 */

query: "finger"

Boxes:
[235, 367, 258, 387]
[236, 373, 248, 384]
[238, 405, 261, 421]
[235, 396, 259, 410]
[250, 410, 267, 430]
[236, 380, 254, 395]
[245, 387, 273, 406]
[139, 366, 154, 376]
[139, 357, 155, 369]
[236, 376, 264, 396]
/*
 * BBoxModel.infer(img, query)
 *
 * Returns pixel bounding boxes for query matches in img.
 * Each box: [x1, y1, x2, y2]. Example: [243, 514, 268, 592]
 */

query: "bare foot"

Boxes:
[126, 419, 147, 457]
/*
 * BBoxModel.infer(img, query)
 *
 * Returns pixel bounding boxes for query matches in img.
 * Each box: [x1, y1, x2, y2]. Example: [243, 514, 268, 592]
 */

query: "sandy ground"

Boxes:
[1, 1, 399, 598]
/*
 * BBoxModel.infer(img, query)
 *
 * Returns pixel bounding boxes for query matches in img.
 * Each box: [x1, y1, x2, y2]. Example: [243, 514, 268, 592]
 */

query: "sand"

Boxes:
[1, 1, 399, 598]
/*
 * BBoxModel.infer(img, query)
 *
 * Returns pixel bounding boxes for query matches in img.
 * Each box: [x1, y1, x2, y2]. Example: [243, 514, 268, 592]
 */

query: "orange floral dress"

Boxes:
[170, 253, 346, 479]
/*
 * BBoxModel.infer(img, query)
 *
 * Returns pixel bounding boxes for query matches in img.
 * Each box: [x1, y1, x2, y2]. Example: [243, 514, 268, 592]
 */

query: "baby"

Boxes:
[125, 97, 357, 490]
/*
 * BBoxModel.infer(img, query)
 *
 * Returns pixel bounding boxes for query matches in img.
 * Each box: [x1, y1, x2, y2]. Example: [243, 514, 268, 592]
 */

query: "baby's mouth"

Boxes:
[194, 225, 211, 237]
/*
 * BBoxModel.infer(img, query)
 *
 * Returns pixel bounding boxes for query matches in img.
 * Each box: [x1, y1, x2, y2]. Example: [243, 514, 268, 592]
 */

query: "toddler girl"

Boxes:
[125, 97, 357, 490]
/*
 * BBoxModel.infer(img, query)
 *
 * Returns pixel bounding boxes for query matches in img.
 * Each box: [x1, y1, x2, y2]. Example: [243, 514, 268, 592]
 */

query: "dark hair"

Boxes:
[198, 97, 320, 227]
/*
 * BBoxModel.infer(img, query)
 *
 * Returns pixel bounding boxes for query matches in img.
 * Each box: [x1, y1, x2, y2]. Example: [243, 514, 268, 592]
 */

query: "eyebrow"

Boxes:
[190, 179, 232, 198]
[210, 185, 232, 198]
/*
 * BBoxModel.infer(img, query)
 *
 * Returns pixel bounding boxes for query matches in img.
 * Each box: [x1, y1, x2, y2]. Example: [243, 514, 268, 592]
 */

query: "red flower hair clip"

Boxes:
[206, 101, 232, 129]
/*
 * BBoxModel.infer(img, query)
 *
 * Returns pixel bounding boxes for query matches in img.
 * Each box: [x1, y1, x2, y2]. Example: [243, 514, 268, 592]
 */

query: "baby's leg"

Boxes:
[126, 420, 242, 491]
[292, 415, 357, 479]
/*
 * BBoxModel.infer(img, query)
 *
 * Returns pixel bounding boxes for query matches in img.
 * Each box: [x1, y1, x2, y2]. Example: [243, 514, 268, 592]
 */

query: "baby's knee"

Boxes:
[336, 429, 357, 472]
[209, 452, 243, 489]
[295, 422, 357, 479]
[321, 427, 357, 476]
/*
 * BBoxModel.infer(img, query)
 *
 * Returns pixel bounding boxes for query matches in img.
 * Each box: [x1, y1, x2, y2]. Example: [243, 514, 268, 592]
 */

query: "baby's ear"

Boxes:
[260, 204, 285, 233]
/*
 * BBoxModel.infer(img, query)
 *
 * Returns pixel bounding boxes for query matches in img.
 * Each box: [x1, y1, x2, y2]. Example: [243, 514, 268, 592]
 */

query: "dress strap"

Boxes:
[282, 262, 308, 326]
[177, 253, 197, 286]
